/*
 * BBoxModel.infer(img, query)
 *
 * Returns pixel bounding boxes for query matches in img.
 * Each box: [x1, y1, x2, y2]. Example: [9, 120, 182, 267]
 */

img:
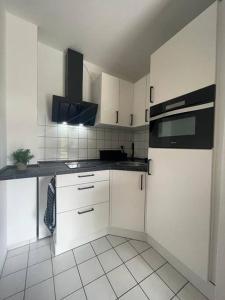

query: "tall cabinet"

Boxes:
[146, 2, 217, 282]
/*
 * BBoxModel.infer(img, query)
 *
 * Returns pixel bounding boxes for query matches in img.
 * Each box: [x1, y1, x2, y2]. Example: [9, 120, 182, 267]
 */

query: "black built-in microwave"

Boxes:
[149, 85, 216, 149]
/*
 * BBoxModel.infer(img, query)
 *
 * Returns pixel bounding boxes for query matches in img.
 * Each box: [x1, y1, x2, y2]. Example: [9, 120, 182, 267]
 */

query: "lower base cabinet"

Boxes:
[110, 170, 146, 232]
[55, 202, 109, 252]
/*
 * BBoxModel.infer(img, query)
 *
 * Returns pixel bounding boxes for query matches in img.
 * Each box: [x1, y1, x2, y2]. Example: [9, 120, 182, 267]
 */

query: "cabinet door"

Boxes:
[146, 148, 212, 280]
[101, 73, 119, 125]
[145, 74, 150, 123]
[119, 79, 133, 127]
[150, 2, 217, 105]
[133, 76, 147, 127]
[110, 171, 145, 232]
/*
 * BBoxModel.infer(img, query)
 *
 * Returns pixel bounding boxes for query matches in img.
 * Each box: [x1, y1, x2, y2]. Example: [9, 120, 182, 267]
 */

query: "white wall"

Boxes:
[5, 13, 38, 248]
[0, 3, 7, 272]
[6, 13, 38, 164]
[214, 0, 225, 299]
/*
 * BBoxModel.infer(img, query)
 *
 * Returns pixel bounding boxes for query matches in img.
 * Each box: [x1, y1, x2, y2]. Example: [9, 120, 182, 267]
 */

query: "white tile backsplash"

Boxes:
[37, 125, 148, 161]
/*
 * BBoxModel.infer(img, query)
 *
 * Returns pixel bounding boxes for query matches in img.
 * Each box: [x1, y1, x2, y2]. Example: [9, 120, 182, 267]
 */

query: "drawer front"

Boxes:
[56, 202, 109, 244]
[56, 170, 109, 187]
[57, 180, 109, 213]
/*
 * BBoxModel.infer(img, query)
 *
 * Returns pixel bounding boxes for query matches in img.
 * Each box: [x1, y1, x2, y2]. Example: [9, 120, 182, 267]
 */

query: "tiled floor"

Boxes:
[0, 235, 209, 300]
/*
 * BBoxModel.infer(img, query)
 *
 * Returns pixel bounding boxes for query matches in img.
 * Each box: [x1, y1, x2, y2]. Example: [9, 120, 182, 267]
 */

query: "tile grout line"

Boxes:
[112, 243, 151, 300]
[89, 239, 119, 299]
[50, 243, 57, 300]
[72, 247, 88, 300]
[23, 242, 30, 300]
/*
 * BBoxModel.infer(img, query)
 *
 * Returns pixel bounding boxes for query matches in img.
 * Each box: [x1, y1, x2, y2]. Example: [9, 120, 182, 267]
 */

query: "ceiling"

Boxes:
[5, 0, 215, 82]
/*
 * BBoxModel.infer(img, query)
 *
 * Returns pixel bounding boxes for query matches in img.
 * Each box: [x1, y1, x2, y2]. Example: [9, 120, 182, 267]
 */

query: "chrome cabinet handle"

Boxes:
[78, 185, 94, 191]
[78, 208, 94, 215]
[150, 86, 154, 103]
[78, 174, 94, 178]
[148, 159, 152, 175]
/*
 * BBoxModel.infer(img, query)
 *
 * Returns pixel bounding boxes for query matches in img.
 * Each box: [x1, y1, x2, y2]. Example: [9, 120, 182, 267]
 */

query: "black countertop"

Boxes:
[0, 159, 147, 181]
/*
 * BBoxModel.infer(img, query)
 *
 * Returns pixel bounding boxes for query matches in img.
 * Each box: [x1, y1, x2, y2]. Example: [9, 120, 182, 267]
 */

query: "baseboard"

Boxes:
[108, 227, 147, 241]
[147, 234, 215, 300]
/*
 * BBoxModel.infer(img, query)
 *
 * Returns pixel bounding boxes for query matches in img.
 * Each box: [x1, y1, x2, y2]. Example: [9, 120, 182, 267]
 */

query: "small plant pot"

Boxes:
[16, 163, 27, 171]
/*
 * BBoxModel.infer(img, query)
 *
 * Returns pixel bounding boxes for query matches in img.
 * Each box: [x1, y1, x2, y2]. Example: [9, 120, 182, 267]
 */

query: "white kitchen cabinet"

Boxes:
[55, 170, 110, 254]
[56, 170, 109, 187]
[7, 178, 37, 248]
[56, 202, 109, 253]
[94, 72, 119, 125]
[146, 148, 212, 280]
[133, 74, 150, 127]
[57, 180, 109, 213]
[110, 171, 145, 232]
[149, 2, 217, 105]
[119, 79, 133, 127]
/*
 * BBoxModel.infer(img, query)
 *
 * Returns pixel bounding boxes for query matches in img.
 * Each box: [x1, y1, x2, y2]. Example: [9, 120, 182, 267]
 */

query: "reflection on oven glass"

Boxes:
[158, 116, 196, 137]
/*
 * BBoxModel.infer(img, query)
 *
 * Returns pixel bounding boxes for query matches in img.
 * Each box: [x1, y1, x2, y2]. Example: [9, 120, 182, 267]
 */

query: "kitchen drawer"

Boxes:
[56, 202, 109, 244]
[56, 170, 109, 187]
[57, 180, 109, 213]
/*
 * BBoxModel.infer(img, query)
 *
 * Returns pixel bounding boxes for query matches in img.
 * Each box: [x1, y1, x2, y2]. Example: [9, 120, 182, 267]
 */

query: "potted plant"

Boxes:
[12, 149, 34, 170]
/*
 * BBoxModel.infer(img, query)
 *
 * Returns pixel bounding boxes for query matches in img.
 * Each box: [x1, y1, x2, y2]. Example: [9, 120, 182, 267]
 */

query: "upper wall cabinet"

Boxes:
[93, 72, 133, 127]
[133, 74, 150, 127]
[119, 79, 133, 127]
[149, 2, 217, 105]
[94, 73, 119, 126]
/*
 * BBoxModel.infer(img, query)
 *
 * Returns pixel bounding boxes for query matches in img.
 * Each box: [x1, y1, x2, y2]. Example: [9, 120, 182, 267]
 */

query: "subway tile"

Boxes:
[45, 126, 57, 138]
[45, 138, 57, 148]
[58, 125, 68, 138]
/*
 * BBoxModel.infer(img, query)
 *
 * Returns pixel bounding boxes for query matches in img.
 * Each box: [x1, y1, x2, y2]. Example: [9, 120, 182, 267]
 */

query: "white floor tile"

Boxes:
[157, 263, 188, 293]
[78, 257, 104, 286]
[52, 250, 75, 275]
[2, 252, 28, 276]
[25, 278, 55, 300]
[178, 283, 208, 300]
[129, 240, 151, 253]
[64, 288, 86, 300]
[54, 267, 82, 300]
[30, 238, 50, 250]
[28, 245, 51, 266]
[125, 255, 153, 283]
[107, 264, 136, 297]
[91, 237, 112, 255]
[0, 269, 26, 300]
[107, 235, 127, 247]
[140, 273, 174, 300]
[26, 259, 53, 288]
[98, 249, 123, 273]
[3, 291, 24, 300]
[7, 245, 29, 258]
[73, 243, 95, 264]
[85, 275, 116, 300]
[141, 248, 166, 270]
[115, 242, 138, 262]
[119, 285, 148, 300]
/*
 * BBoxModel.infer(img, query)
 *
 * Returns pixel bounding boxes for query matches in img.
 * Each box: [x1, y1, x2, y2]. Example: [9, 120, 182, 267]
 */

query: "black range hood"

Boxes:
[52, 49, 98, 126]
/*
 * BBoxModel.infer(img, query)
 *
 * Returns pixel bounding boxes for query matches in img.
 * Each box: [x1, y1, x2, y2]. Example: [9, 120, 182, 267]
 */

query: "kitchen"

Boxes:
[0, 1, 225, 300]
